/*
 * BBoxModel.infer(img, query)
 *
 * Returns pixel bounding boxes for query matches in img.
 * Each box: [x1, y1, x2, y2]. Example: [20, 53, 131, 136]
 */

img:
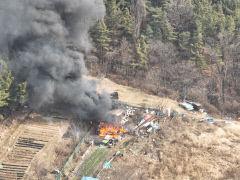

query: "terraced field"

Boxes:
[0, 120, 59, 180]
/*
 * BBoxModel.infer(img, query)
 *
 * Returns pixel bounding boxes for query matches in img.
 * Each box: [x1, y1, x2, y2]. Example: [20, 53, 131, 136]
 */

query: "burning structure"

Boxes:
[0, 0, 111, 123]
[98, 122, 127, 139]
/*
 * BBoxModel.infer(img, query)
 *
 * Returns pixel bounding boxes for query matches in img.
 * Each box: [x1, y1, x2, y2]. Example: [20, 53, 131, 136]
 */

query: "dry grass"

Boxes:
[87, 76, 184, 113]
[100, 118, 240, 180]
[25, 121, 71, 180]
[86, 76, 240, 179]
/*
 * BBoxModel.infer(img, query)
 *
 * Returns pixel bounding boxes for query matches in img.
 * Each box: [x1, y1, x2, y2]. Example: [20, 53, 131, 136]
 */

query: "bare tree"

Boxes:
[212, 30, 239, 104]
[166, 0, 195, 32]
[32, 161, 47, 180]
[130, 0, 146, 42]
[147, 41, 177, 88]
[170, 62, 201, 100]
[203, 30, 240, 115]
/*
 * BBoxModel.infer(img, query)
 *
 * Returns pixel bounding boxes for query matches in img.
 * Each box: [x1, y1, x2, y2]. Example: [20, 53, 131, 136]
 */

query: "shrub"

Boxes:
[0, 114, 4, 121]
[202, 102, 219, 115]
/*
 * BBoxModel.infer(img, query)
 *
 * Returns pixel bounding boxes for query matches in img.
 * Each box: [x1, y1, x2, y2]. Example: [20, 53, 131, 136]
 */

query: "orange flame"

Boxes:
[98, 123, 127, 139]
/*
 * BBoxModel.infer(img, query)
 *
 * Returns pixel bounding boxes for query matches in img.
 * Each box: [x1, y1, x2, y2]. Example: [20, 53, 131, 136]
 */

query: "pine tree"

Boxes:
[215, 2, 226, 32]
[235, 8, 240, 33]
[226, 16, 236, 35]
[194, 0, 218, 38]
[143, 24, 154, 43]
[222, 0, 239, 15]
[91, 20, 111, 56]
[140, 35, 148, 69]
[160, 11, 177, 42]
[149, 7, 163, 40]
[150, 0, 169, 9]
[121, 7, 133, 37]
[133, 35, 148, 69]
[190, 20, 206, 68]
[0, 59, 13, 108]
[105, 0, 123, 46]
[179, 31, 191, 51]
[8, 81, 27, 109]
[16, 82, 27, 104]
[146, 3, 176, 42]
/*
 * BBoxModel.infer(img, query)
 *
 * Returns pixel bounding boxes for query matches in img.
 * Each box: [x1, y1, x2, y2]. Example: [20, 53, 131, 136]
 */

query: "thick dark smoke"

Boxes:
[0, 0, 112, 122]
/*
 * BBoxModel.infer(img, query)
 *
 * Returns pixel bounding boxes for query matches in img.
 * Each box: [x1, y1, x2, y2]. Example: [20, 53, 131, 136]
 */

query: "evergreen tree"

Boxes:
[145, 4, 176, 42]
[226, 15, 236, 35]
[190, 20, 206, 68]
[149, 0, 170, 9]
[91, 19, 111, 56]
[215, 2, 226, 32]
[143, 24, 154, 43]
[221, 0, 239, 15]
[194, 0, 218, 38]
[0, 59, 13, 108]
[178, 31, 191, 58]
[140, 35, 148, 69]
[8, 81, 27, 109]
[105, 0, 123, 46]
[160, 11, 177, 42]
[121, 7, 133, 37]
[149, 7, 163, 40]
[179, 31, 191, 51]
[235, 8, 240, 33]
[133, 35, 148, 69]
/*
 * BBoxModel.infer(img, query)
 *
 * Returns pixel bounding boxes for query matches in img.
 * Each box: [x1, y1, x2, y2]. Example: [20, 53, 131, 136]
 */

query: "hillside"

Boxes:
[0, 0, 239, 121]
[99, 116, 240, 180]
[1, 77, 240, 179]
[0, 0, 239, 179]
[91, 76, 240, 180]
[87, 0, 240, 117]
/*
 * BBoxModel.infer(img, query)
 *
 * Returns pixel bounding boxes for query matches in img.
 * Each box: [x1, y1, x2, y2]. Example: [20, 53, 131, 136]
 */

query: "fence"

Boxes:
[56, 132, 90, 180]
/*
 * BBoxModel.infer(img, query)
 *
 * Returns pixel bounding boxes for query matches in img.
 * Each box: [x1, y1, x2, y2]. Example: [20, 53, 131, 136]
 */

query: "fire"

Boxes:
[98, 123, 127, 139]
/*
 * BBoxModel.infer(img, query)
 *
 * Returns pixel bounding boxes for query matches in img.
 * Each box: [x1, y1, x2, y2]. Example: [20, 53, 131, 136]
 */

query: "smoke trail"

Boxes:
[0, 0, 112, 122]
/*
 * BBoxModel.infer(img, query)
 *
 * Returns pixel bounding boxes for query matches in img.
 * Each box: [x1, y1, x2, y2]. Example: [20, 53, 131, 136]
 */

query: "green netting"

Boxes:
[77, 148, 109, 177]
[57, 132, 90, 180]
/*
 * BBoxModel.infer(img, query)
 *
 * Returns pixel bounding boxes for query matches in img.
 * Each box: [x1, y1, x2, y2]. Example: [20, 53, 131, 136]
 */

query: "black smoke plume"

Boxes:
[0, 0, 112, 122]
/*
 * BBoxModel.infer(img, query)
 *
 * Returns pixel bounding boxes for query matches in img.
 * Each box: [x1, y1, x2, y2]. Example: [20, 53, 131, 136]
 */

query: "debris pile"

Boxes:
[98, 122, 127, 140]
[179, 101, 203, 112]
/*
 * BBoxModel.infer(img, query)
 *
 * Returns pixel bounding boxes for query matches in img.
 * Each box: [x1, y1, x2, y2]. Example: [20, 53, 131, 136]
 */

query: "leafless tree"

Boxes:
[130, 0, 146, 42]
[32, 161, 48, 180]
[207, 31, 240, 104]
[147, 41, 177, 88]
[166, 0, 195, 32]
[171, 62, 201, 100]
[147, 41, 201, 99]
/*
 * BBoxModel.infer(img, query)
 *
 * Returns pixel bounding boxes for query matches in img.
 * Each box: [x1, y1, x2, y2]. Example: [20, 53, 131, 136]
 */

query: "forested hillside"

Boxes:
[0, 0, 239, 119]
[88, 0, 240, 116]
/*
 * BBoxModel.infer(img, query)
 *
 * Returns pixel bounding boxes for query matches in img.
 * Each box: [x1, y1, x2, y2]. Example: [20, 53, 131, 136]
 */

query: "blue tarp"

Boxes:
[81, 177, 99, 180]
